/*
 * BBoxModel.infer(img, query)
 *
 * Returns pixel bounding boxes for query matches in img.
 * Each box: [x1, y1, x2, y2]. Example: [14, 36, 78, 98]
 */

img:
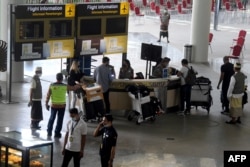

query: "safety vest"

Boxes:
[50, 83, 67, 105]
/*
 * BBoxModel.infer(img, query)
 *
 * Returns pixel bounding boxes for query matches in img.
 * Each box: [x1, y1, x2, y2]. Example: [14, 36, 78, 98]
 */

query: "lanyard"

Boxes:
[71, 120, 79, 135]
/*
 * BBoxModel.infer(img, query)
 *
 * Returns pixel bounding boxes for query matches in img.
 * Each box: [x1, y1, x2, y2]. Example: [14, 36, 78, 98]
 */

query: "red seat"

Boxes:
[230, 37, 245, 56]
[166, 1, 177, 13]
[208, 33, 213, 53]
[232, 37, 245, 48]
[159, 0, 166, 7]
[130, 2, 135, 12]
[167, 1, 175, 10]
[177, 4, 188, 14]
[135, 6, 144, 17]
[182, 0, 192, 9]
[142, 0, 150, 7]
[222, 0, 229, 6]
[225, 2, 234, 11]
[211, 0, 215, 11]
[186, 0, 192, 5]
[237, 1, 246, 10]
[228, 45, 242, 60]
[155, 5, 161, 16]
[173, 0, 178, 6]
[235, 30, 247, 39]
[150, 1, 156, 12]
[233, 30, 247, 49]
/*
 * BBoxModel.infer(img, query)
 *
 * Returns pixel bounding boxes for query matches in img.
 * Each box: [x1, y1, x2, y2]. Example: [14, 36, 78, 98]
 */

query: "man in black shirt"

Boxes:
[217, 56, 234, 114]
[93, 114, 118, 167]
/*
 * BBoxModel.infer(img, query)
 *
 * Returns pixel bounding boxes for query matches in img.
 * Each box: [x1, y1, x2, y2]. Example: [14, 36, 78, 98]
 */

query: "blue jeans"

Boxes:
[180, 84, 192, 111]
[47, 107, 65, 135]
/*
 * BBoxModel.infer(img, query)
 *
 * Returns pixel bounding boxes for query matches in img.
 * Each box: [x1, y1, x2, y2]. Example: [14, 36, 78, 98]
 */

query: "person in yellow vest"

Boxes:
[45, 73, 81, 138]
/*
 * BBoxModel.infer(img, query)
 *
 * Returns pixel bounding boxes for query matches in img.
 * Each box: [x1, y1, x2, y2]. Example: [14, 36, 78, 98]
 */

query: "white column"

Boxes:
[190, 0, 212, 63]
[0, 0, 26, 82]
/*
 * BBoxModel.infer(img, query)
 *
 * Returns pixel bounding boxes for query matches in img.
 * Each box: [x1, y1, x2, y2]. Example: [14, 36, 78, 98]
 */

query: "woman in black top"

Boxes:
[118, 59, 134, 79]
[68, 60, 84, 112]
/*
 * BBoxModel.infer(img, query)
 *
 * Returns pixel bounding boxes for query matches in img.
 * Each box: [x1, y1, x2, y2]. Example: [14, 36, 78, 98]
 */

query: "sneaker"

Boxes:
[177, 111, 185, 116]
[225, 120, 236, 124]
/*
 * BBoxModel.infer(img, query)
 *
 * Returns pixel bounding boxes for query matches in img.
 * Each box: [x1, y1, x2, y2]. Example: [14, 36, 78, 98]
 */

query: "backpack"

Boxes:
[185, 66, 196, 85]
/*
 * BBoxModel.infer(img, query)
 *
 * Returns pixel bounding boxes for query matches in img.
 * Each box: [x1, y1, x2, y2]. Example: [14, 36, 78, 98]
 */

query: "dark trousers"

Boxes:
[103, 90, 110, 113]
[31, 101, 43, 127]
[222, 86, 230, 112]
[61, 149, 81, 167]
[180, 84, 192, 111]
[47, 107, 65, 135]
[101, 155, 111, 167]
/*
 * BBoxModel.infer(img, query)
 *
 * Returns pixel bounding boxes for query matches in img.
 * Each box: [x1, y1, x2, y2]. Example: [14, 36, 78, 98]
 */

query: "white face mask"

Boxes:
[72, 117, 77, 122]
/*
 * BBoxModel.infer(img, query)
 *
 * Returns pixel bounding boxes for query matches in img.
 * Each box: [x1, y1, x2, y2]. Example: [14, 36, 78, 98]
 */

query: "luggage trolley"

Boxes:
[126, 85, 163, 125]
[80, 83, 105, 122]
[190, 76, 213, 113]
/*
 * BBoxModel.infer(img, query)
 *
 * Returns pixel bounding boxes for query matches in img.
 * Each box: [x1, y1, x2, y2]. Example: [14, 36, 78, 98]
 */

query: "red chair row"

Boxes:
[228, 30, 247, 60]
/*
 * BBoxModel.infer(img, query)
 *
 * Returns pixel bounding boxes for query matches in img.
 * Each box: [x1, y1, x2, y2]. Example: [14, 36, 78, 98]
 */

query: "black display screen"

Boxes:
[141, 43, 162, 62]
[80, 19, 102, 36]
[106, 17, 126, 34]
[49, 20, 72, 37]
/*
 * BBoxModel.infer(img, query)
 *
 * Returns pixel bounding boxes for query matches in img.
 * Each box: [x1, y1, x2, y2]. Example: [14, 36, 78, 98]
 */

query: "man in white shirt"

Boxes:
[177, 59, 197, 115]
[62, 108, 87, 167]
[226, 63, 247, 124]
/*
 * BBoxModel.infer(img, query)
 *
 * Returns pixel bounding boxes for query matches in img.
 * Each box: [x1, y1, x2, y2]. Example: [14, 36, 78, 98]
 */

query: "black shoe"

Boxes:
[225, 120, 236, 124]
[157, 40, 161, 42]
[31, 126, 41, 129]
[236, 118, 241, 124]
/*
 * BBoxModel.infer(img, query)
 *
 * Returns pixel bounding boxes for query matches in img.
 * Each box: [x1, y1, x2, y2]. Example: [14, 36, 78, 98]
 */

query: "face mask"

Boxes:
[72, 117, 77, 122]
[37, 74, 42, 77]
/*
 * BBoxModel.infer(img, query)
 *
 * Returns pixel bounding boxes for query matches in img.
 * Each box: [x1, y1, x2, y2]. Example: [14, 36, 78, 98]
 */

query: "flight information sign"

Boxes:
[14, 4, 75, 61]
[76, 2, 129, 56]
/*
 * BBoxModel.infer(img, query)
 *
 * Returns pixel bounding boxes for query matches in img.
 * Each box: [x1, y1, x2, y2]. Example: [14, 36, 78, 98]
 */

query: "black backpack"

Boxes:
[185, 66, 196, 85]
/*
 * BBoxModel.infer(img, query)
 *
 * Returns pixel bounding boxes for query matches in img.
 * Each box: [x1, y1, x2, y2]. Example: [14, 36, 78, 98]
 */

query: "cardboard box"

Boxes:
[82, 84, 103, 102]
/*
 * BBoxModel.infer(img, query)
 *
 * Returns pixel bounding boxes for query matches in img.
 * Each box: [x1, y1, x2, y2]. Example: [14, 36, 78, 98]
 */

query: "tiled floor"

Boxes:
[1, 6, 250, 167]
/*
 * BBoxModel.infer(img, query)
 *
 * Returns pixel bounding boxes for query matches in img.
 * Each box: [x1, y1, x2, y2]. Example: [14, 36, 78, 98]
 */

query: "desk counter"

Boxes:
[109, 76, 181, 112]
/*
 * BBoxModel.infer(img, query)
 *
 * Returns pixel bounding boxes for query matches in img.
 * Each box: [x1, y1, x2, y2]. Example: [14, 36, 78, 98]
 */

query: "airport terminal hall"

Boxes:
[1, 0, 250, 167]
